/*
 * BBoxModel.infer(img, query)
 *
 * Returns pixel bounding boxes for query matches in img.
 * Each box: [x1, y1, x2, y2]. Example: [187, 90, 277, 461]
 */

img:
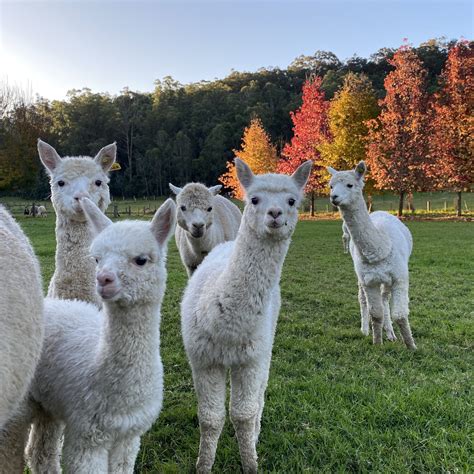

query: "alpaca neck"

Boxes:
[340, 196, 391, 263]
[97, 302, 160, 386]
[215, 220, 289, 326]
[49, 216, 99, 306]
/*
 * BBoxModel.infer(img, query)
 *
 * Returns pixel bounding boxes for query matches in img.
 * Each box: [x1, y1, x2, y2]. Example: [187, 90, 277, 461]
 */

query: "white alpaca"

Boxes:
[0, 207, 43, 473]
[169, 182, 242, 276]
[0, 206, 44, 429]
[23, 198, 176, 474]
[181, 159, 312, 473]
[36, 205, 47, 217]
[37, 139, 116, 306]
[328, 162, 416, 349]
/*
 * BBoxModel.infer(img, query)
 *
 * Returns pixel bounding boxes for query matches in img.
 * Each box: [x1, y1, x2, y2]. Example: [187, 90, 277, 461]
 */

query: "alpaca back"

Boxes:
[0, 206, 44, 429]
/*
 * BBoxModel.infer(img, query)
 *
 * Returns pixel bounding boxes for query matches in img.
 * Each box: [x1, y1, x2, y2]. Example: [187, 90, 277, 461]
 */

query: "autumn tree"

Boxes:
[277, 76, 330, 215]
[366, 46, 432, 216]
[430, 40, 473, 216]
[320, 72, 379, 172]
[219, 117, 278, 199]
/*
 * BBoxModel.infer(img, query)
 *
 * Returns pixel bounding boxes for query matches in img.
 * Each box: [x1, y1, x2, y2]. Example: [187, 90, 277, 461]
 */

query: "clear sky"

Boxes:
[0, 0, 472, 100]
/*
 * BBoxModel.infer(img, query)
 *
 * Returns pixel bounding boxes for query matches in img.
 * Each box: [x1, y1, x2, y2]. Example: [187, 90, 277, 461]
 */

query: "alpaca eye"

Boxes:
[207, 207, 212, 212]
[95, 180, 102, 186]
[95, 258, 99, 264]
[347, 184, 353, 188]
[288, 198, 295, 206]
[251, 197, 259, 205]
[134, 256, 147, 266]
[58, 180, 65, 187]
[180, 205, 186, 211]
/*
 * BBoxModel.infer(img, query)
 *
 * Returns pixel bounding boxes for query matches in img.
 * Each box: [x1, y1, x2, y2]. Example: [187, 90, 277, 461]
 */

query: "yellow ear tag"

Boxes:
[110, 162, 121, 171]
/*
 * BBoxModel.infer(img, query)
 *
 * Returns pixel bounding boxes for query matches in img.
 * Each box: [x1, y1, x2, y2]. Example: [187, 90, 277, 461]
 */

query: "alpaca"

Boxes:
[0, 207, 43, 473]
[0, 206, 44, 430]
[181, 159, 312, 473]
[328, 161, 416, 349]
[23, 197, 176, 474]
[169, 182, 242, 276]
[37, 139, 116, 306]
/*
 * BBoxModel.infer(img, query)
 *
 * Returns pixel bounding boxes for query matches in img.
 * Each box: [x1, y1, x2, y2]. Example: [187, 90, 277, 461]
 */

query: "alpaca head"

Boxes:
[235, 158, 312, 241]
[169, 183, 222, 239]
[80, 198, 176, 305]
[327, 161, 366, 208]
[38, 140, 116, 222]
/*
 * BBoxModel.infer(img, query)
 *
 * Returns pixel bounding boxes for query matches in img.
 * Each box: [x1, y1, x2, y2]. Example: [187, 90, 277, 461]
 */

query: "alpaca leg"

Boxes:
[391, 281, 416, 350]
[381, 285, 397, 342]
[193, 365, 227, 473]
[363, 285, 384, 345]
[358, 282, 369, 336]
[62, 431, 108, 473]
[253, 354, 272, 445]
[230, 364, 264, 474]
[109, 436, 140, 474]
[0, 406, 31, 474]
[26, 406, 63, 474]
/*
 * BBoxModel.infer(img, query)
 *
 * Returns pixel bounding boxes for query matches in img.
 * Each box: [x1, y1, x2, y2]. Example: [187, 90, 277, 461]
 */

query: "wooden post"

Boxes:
[457, 191, 462, 217]
[426, 201, 431, 212]
[444, 200, 447, 211]
[113, 205, 119, 218]
[31, 202, 37, 217]
[398, 191, 405, 217]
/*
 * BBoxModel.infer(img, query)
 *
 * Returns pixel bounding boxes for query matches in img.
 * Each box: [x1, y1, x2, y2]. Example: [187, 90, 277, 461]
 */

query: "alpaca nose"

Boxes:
[268, 208, 282, 219]
[97, 270, 116, 287]
[192, 222, 204, 230]
[74, 191, 89, 201]
[332, 195, 339, 200]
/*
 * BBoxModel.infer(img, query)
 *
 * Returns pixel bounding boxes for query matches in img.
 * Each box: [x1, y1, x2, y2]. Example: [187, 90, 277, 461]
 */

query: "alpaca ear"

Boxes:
[169, 183, 183, 195]
[94, 143, 116, 172]
[80, 197, 113, 237]
[327, 166, 337, 176]
[208, 185, 222, 196]
[354, 161, 366, 180]
[151, 198, 176, 247]
[292, 160, 313, 189]
[235, 158, 254, 190]
[38, 139, 62, 174]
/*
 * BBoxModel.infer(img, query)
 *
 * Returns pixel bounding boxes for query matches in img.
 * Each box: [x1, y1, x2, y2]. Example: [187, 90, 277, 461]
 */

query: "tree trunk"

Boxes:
[398, 191, 405, 217]
[311, 191, 315, 217]
[457, 191, 462, 217]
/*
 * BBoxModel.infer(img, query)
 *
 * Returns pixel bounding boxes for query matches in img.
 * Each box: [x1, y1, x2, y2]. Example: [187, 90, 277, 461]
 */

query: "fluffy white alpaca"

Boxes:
[0, 206, 44, 429]
[170, 182, 242, 276]
[328, 161, 416, 349]
[181, 159, 312, 473]
[0, 207, 43, 473]
[23, 198, 176, 474]
[38, 139, 116, 306]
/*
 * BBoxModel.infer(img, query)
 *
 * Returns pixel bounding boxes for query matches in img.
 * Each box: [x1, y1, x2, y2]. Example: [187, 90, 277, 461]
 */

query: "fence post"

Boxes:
[444, 200, 447, 211]
[426, 201, 431, 212]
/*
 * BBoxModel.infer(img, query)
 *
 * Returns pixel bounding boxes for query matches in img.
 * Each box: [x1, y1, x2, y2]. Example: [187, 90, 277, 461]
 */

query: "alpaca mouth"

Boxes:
[97, 285, 121, 300]
[267, 221, 284, 229]
[331, 198, 340, 206]
[191, 230, 204, 238]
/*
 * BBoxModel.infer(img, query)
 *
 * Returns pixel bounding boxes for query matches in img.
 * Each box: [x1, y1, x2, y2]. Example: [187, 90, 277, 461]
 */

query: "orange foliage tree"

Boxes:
[366, 46, 432, 216]
[429, 40, 474, 216]
[277, 76, 330, 215]
[219, 117, 278, 199]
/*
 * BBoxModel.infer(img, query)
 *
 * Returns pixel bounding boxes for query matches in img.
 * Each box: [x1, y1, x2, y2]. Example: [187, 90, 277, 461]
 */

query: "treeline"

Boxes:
[0, 38, 464, 199]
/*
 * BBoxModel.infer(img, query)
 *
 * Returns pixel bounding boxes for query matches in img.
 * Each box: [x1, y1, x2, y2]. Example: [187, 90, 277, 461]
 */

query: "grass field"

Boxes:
[8, 209, 474, 472]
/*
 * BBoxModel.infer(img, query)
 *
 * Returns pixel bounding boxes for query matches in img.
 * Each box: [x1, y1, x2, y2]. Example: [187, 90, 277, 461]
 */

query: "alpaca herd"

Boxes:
[0, 139, 417, 473]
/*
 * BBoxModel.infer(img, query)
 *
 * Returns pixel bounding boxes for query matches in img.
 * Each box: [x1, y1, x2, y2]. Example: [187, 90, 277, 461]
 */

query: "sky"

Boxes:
[0, 0, 472, 100]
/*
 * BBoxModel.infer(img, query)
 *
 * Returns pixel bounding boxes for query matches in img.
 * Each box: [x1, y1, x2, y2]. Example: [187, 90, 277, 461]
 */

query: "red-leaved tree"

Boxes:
[430, 40, 474, 216]
[366, 46, 432, 216]
[277, 76, 330, 215]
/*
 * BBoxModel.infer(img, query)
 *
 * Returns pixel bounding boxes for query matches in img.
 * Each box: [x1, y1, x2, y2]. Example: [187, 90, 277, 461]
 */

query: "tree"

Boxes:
[366, 46, 432, 216]
[430, 40, 474, 216]
[277, 76, 330, 215]
[219, 117, 278, 199]
[320, 73, 379, 173]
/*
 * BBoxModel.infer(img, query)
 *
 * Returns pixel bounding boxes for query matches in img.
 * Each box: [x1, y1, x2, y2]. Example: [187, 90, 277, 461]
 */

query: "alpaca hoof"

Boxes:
[386, 331, 397, 342]
[242, 459, 258, 474]
[361, 327, 370, 337]
[196, 457, 213, 473]
[406, 342, 417, 350]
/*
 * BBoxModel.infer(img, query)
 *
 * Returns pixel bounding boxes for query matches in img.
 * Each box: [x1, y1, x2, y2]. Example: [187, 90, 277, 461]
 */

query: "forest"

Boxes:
[0, 37, 471, 214]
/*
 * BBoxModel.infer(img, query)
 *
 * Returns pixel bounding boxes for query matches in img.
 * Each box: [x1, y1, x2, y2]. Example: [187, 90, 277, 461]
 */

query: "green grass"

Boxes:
[10, 211, 474, 472]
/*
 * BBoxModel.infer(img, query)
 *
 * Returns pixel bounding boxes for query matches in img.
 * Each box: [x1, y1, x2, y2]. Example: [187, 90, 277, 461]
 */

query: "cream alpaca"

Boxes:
[38, 139, 116, 306]
[328, 162, 416, 349]
[21, 198, 176, 474]
[0, 206, 43, 429]
[170, 182, 242, 276]
[181, 159, 312, 473]
[0, 207, 43, 473]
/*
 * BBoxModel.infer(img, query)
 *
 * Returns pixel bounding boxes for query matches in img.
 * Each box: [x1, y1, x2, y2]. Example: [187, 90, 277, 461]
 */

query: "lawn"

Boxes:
[11, 211, 474, 472]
